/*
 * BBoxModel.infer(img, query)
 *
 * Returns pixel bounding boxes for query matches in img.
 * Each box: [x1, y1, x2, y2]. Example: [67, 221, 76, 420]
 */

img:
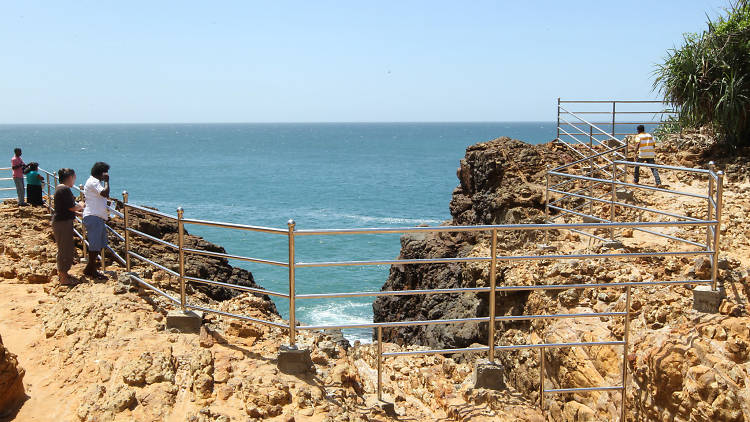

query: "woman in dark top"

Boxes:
[24, 162, 44, 206]
[53, 168, 83, 286]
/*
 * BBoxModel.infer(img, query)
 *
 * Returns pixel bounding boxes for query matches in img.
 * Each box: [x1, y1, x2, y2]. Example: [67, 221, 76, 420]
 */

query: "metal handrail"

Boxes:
[182, 217, 287, 235]
[613, 160, 711, 174]
[548, 171, 709, 199]
[557, 105, 623, 143]
[124, 203, 177, 220]
[184, 274, 289, 299]
[128, 250, 179, 277]
[183, 247, 287, 267]
[126, 227, 179, 250]
[559, 100, 671, 104]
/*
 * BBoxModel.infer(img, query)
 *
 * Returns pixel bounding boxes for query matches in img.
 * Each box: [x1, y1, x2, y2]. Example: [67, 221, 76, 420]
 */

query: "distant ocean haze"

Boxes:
[0, 122, 555, 341]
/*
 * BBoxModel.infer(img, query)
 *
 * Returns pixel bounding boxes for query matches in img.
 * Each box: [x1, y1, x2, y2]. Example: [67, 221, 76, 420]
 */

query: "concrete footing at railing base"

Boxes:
[472, 359, 506, 390]
[602, 240, 624, 249]
[693, 286, 726, 313]
[615, 189, 635, 202]
[166, 310, 203, 333]
[365, 395, 397, 417]
[277, 345, 314, 374]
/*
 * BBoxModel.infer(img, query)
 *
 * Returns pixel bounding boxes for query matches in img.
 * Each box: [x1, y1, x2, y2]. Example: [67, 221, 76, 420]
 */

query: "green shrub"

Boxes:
[654, 1, 750, 146]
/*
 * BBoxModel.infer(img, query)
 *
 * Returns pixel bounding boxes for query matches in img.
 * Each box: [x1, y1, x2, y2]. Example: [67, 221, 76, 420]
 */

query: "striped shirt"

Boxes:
[635, 133, 656, 158]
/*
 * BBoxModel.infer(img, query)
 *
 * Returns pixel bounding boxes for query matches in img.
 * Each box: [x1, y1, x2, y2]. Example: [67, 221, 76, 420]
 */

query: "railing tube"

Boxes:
[544, 167, 550, 244]
[621, 284, 632, 421]
[123, 191, 131, 272]
[45, 173, 51, 214]
[377, 326, 383, 402]
[288, 219, 297, 346]
[712, 171, 724, 291]
[706, 162, 715, 251]
[556, 97, 560, 139]
[539, 347, 546, 410]
[488, 229, 498, 361]
[177, 207, 186, 311]
[610, 161, 617, 240]
[611, 101, 616, 137]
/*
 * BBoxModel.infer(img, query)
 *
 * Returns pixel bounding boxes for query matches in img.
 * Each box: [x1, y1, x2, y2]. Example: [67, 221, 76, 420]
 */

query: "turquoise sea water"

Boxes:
[1, 122, 554, 341]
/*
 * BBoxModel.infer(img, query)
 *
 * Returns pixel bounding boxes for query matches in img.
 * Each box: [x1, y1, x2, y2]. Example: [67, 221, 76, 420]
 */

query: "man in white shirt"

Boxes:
[82, 162, 111, 279]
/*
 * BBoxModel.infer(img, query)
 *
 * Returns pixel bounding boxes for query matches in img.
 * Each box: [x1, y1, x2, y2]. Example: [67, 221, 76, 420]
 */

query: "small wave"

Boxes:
[334, 213, 443, 226]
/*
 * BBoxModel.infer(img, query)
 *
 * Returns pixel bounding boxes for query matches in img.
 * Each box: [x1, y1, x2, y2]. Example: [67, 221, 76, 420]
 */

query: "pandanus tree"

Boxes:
[654, 0, 750, 146]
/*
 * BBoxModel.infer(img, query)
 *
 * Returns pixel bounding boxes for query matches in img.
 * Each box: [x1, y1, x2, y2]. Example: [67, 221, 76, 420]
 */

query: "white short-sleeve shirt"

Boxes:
[83, 175, 109, 220]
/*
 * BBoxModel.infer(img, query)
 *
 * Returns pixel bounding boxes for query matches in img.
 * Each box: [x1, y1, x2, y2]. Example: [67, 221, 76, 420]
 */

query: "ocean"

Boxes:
[1, 122, 555, 342]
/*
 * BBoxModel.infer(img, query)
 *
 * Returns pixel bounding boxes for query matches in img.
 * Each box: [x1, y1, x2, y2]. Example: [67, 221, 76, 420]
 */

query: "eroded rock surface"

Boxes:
[0, 333, 26, 416]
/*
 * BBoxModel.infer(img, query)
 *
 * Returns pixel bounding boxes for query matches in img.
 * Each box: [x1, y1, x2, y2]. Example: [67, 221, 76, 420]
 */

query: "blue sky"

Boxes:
[0, 1, 730, 123]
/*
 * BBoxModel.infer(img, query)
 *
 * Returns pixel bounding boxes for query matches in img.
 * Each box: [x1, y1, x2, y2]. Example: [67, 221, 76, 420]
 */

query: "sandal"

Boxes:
[84, 271, 108, 281]
[60, 277, 81, 286]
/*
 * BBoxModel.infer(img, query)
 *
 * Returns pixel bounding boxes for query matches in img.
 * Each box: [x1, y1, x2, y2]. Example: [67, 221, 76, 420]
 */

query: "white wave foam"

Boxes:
[333, 213, 443, 226]
[298, 301, 374, 344]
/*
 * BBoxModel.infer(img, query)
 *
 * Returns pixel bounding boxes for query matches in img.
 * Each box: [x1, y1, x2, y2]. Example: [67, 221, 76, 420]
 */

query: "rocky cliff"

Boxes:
[373, 132, 750, 420]
[373, 137, 568, 348]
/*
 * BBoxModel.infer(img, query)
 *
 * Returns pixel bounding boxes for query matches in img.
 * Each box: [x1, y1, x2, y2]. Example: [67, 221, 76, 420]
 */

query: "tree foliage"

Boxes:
[654, 0, 750, 146]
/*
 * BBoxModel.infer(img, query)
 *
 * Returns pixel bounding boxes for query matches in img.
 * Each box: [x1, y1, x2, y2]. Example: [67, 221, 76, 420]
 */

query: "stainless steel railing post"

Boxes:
[611, 101, 616, 138]
[544, 167, 550, 244]
[377, 326, 383, 402]
[556, 98, 560, 140]
[539, 347, 545, 410]
[620, 284, 632, 421]
[177, 207, 186, 311]
[712, 171, 724, 291]
[488, 229, 498, 361]
[288, 219, 297, 347]
[610, 162, 617, 240]
[45, 173, 51, 214]
[706, 162, 715, 251]
[123, 191, 131, 272]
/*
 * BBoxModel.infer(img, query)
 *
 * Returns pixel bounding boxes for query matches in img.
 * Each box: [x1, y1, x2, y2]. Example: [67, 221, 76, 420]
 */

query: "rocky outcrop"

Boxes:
[0, 334, 26, 415]
[107, 205, 278, 310]
[373, 137, 566, 347]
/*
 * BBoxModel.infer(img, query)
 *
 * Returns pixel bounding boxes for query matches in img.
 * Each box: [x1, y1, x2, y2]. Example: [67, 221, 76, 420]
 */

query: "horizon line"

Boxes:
[0, 120, 556, 126]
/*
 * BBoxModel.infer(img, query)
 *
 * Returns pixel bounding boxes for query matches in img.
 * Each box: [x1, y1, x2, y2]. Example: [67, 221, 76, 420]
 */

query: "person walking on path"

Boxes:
[82, 162, 111, 280]
[53, 168, 83, 286]
[10, 148, 27, 206]
[24, 162, 44, 206]
[633, 125, 662, 186]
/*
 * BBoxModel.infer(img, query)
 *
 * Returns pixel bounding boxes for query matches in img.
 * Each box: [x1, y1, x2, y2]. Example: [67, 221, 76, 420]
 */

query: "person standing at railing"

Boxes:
[82, 162, 111, 280]
[24, 162, 45, 206]
[10, 148, 28, 206]
[633, 125, 663, 186]
[53, 168, 83, 286]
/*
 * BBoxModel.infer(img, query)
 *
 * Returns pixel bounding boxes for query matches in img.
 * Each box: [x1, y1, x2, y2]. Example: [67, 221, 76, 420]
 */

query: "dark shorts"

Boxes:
[53, 219, 75, 273]
[83, 215, 108, 252]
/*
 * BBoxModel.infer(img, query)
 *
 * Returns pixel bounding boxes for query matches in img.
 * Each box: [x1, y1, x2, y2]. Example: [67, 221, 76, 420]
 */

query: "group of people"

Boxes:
[53, 163, 112, 285]
[10, 148, 45, 207]
[10, 149, 113, 286]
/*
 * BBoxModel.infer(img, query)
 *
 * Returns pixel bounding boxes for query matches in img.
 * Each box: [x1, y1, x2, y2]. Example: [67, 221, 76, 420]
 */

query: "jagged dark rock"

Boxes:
[106, 205, 278, 315]
[373, 137, 566, 347]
